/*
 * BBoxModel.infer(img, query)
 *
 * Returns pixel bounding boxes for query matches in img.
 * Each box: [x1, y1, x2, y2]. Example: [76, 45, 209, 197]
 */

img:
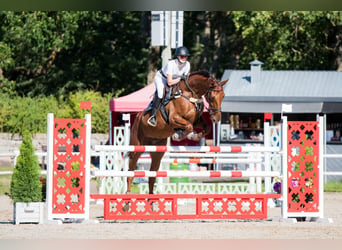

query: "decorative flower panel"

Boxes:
[52, 118, 87, 214]
[287, 121, 319, 213]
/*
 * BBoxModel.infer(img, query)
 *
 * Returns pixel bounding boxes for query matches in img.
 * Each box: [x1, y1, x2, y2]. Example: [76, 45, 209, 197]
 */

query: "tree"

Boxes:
[0, 41, 15, 95]
[183, 12, 248, 75]
[10, 131, 42, 202]
[1, 11, 342, 101]
[0, 11, 150, 98]
[1, 11, 83, 96]
[231, 11, 342, 70]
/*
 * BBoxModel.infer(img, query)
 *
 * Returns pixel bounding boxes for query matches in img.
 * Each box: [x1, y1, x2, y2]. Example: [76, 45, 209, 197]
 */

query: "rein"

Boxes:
[174, 74, 222, 115]
[176, 77, 203, 112]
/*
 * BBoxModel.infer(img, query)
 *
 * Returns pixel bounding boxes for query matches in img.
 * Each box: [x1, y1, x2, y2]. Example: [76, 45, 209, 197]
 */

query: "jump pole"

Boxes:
[165, 152, 252, 158]
[134, 157, 263, 164]
[92, 170, 281, 178]
[94, 145, 280, 153]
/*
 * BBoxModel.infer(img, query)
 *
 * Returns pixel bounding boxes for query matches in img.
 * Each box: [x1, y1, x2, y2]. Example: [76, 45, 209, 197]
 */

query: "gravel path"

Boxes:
[1, 192, 342, 239]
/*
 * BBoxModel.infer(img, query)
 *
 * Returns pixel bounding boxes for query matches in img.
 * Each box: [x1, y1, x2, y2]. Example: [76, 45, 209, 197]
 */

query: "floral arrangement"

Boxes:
[272, 177, 282, 194]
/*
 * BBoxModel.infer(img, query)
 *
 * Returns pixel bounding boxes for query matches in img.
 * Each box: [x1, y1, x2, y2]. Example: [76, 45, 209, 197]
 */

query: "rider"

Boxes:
[147, 46, 191, 127]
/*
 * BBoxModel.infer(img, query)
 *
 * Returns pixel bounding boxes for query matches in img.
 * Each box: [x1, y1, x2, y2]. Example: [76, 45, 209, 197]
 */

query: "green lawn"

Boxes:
[0, 166, 12, 196]
[324, 180, 342, 192]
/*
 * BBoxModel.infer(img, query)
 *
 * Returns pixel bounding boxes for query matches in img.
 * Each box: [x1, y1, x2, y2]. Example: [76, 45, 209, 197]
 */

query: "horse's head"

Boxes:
[186, 71, 228, 123]
[205, 77, 228, 123]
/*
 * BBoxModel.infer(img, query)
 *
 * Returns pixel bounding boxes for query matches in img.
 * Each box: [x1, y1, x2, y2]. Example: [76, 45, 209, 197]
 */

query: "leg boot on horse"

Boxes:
[147, 97, 162, 127]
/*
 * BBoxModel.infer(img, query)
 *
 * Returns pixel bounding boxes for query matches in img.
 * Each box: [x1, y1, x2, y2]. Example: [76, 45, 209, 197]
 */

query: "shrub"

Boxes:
[10, 131, 42, 202]
[0, 90, 111, 134]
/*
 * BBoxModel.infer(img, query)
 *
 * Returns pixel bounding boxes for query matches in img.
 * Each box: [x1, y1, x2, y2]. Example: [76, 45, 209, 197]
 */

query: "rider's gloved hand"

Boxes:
[180, 74, 187, 81]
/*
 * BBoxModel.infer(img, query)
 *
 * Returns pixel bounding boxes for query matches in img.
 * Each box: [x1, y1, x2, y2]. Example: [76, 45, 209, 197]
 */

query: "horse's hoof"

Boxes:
[186, 132, 194, 140]
[187, 131, 203, 141]
[172, 133, 181, 141]
[192, 135, 202, 141]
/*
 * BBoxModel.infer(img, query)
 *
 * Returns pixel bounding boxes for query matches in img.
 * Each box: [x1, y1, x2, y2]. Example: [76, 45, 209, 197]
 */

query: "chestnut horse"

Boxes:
[127, 70, 228, 194]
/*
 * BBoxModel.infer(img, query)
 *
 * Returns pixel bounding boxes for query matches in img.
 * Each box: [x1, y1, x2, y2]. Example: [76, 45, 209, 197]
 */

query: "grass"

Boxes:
[324, 180, 342, 192]
[0, 166, 12, 196]
[131, 184, 140, 193]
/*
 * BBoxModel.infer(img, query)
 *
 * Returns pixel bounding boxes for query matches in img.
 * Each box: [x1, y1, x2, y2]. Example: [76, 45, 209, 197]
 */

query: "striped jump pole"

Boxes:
[94, 145, 280, 153]
[92, 170, 280, 178]
[136, 157, 262, 164]
[164, 152, 252, 158]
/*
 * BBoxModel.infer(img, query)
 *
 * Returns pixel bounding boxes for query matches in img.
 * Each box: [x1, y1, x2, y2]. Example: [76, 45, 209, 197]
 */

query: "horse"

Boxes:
[127, 70, 228, 195]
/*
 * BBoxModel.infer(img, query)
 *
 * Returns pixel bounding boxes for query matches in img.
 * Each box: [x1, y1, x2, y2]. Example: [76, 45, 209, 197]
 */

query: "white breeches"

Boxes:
[154, 72, 167, 99]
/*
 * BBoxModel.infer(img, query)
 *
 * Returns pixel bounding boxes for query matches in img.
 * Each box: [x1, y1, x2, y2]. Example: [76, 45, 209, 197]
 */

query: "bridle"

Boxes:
[205, 78, 223, 116]
[174, 74, 223, 115]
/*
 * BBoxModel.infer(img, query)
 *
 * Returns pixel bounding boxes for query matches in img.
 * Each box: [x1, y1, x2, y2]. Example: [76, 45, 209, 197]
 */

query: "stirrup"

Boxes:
[147, 116, 157, 127]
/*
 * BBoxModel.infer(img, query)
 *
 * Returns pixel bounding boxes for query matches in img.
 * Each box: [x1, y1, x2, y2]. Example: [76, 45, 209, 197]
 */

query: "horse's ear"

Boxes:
[220, 79, 229, 86]
[210, 80, 216, 87]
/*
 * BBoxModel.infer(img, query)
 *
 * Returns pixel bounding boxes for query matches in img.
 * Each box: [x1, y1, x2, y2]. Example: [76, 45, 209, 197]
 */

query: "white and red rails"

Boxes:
[93, 144, 277, 195]
[91, 116, 326, 222]
[95, 144, 278, 190]
[92, 170, 280, 178]
[136, 157, 262, 164]
[94, 145, 280, 153]
[45, 113, 327, 222]
[92, 144, 282, 220]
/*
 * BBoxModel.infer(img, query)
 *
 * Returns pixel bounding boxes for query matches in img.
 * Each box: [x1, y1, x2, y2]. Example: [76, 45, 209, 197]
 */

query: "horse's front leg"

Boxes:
[187, 116, 211, 141]
[147, 152, 165, 211]
[123, 152, 141, 212]
[127, 152, 142, 194]
[169, 116, 194, 141]
[149, 152, 165, 194]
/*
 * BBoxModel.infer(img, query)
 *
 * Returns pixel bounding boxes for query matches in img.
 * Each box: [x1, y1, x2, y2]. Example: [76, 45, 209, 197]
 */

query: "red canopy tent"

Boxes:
[110, 83, 155, 112]
[109, 83, 213, 145]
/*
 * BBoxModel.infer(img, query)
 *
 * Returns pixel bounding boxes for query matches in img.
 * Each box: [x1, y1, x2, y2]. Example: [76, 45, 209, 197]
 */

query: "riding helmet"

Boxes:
[175, 46, 190, 57]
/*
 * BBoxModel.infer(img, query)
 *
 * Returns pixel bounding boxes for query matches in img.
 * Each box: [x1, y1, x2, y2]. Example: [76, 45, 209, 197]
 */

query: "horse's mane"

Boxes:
[189, 70, 210, 78]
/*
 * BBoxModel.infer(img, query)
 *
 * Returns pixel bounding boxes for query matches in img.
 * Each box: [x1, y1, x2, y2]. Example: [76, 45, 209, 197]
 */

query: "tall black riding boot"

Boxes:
[147, 98, 162, 127]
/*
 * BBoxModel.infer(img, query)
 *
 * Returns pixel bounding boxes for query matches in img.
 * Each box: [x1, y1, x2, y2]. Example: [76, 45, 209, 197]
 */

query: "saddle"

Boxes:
[144, 80, 205, 125]
[144, 84, 179, 124]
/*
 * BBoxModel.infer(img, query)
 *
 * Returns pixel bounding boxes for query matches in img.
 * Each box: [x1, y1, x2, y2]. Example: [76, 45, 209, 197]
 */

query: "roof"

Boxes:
[221, 69, 342, 113]
[109, 83, 155, 112]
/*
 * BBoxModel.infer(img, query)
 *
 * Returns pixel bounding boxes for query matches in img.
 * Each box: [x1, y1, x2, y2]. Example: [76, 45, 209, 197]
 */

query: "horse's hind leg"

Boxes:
[126, 152, 142, 193]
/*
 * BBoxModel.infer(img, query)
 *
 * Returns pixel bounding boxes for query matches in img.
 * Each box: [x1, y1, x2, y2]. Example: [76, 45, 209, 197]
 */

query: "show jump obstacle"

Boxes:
[46, 113, 325, 222]
[46, 113, 91, 222]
